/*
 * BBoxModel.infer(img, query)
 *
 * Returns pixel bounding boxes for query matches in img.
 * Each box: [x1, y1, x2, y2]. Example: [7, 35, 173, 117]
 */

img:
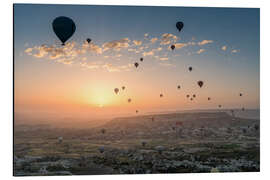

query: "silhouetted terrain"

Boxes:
[14, 110, 259, 176]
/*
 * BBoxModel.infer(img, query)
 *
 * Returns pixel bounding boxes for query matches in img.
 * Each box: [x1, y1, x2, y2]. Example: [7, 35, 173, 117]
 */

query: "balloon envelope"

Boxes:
[114, 88, 119, 94]
[52, 16, 76, 45]
[176, 21, 184, 32]
[171, 44, 175, 50]
[86, 38, 91, 43]
[198, 81, 204, 88]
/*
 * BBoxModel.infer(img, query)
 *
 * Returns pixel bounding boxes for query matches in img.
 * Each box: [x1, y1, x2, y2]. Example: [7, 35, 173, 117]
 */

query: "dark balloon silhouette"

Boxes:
[198, 81, 204, 88]
[101, 128, 106, 134]
[114, 88, 119, 94]
[136, 110, 139, 113]
[177, 85, 181, 89]
[134, 62, 139, 68]
[86, 38, 91, 43]
[141, 141, 146, 147]
[239, 93, 243, 97]
[186, 94, 190, 98]
[193, 94, 196, 98]
[160, 94, 163, 98]
[208, 97, 211, 101]
[128, 98, 132, 103]
[188, 67, 193, 72]
[171, 44, 175, 50]
[122, 86, 125, 90]
[218, 105, 222, 108]
[190, 98, 193, 101]
[140, 57, 143, 62]
[52, 16, 76, 46]
[98, 146, 105, 153]
[176, 21, 184, 32]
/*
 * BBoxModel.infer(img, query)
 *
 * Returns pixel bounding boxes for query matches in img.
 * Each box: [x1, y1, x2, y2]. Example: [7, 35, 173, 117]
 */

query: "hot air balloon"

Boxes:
[208, 97, 211, 101]
[128, 98, 132, 103]
[136, 110, 139, 113]
[176, 21, 184, 32]
[188, 66, 193, 72]
[122, 86, 125, 90]
[193, 94, 196, 98]
[140, 57, 143, 62]
[101, 129, 106, 134]
[114, 88, 119, 94]
[155, 146, 165, 154]
[134, 62, 139, 68]
[58, 136, 63, 143]
[177, 85, 181, 89]
[141, 141, 146, 147]
[198, 81, 204, 88]
[160, 94, 163, 98]
[218, 105, 222, 108]
[86, 38, 91, 44]
[190, 98, 193, 101]
[98, 146, 105, 153]
[52, 16, 76, 46]
[230, 109, 235, 117]
[186, 94, 190, 98]
[239, 93, 243, 97]
[171, 44, 175, 50]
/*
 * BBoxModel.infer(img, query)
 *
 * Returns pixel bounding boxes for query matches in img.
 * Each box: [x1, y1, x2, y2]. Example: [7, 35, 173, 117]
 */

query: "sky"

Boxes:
[14, 4, 260, 119]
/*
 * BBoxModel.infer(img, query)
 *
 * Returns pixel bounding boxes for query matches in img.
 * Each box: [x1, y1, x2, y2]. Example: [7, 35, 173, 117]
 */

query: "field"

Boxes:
[14, 110, 260, 176]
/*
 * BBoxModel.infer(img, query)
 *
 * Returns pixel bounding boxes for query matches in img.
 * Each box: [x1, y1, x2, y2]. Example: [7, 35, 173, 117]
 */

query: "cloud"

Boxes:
[86, 43, 102, 54]
[25, 42, 83, 62]
[102, 38, 130, 51]
[57, 59, 74, 65]
[115, 54, 122, 58]
[231, 49, 239, 53]
[150, 37, 158, 44]
[102, 63, 132, 72]
[24, 47, 33, 54]
[159, 62, 174, 67]
[133, 40, 142, 46]
[174, 43, 187, 49]
[221, 45, 227, 51]
[80, 62, 100, 70]
[153, 47, 162, 52]
[160, 33, 178, 45]
[159, 57, 169, 61]
[197, 49, 205, 54]
[187, 41, 196, 46]
[143, 50, 154, 56]
[198, 40, 213, 46]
